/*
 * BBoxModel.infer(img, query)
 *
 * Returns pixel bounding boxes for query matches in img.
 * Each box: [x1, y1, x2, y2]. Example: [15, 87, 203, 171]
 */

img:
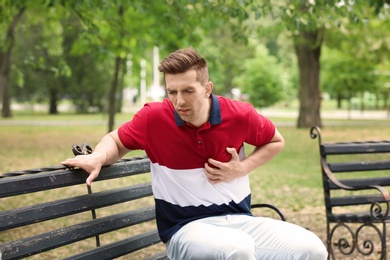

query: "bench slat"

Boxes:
[0, 207, 156, 259]
[0, 158, 151, 198]
[328, 160, 390, 173]
[329, 194, 387, 207]
[321, 141, 390, 155]
[64, 229, 162, 260]
[328, 177, 390, 189]
[0, 183, 153, 231]
[328, 212, 390, 223]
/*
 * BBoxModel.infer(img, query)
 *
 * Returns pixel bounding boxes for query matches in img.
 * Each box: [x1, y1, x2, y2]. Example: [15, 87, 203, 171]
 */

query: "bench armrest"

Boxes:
[251, 203, 287, 221]
[310, 126, 390, 221]
[321, 158, 390, 220]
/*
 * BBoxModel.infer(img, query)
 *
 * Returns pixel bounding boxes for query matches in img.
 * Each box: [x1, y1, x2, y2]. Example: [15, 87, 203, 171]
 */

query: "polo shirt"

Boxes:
[118, 94, 276, 243]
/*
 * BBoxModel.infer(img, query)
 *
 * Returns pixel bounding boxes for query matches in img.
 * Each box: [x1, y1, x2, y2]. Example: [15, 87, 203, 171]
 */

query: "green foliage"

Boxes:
[197, 24, 255, 96]
[233, 44, 284, 107]
[2, 0, 390, 119]
[321, 47, 382, 101]
[60, 11, 112, 113]
[323, 1, 390, 63]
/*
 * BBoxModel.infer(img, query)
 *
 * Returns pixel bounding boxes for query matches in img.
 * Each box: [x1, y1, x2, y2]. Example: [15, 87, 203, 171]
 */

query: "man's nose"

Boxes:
[176, 92, 185, 105]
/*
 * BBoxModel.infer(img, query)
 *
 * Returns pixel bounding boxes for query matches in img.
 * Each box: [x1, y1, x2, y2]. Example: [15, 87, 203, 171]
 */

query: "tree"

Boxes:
[59, 13, 110, 113]
[71, 0, 206, 132]
[4, 0, 389, 126]
[9, 5, 78, 115]
[321, 47, 380, 112]
[0, 0, 26, 117]
[233, 44, 284, 107]
[252, 0, 390, 127]
[198, 24, 255, 96]
[322, 4, 390, 112]
[2, 1, 82, 116]
[189, 1, 389, 127]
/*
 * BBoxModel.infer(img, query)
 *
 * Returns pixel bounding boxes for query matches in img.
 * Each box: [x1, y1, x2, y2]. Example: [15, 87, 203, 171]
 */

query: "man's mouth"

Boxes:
[178, 108, 190, 115]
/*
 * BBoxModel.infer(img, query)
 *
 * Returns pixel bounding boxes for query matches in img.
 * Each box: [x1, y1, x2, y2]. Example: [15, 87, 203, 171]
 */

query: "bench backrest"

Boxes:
[0, 156, 163, 260]
[310, 126, 390, 221]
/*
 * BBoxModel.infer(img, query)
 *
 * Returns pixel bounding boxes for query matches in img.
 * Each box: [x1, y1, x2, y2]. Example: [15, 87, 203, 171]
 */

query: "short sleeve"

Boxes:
[246, 107, 275, 146]
[117, 104, 151, 150]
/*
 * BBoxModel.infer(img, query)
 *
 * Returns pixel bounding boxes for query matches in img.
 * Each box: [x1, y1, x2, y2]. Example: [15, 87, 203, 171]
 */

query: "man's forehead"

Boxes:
[165, 70, 197, 80]
[165, 71, 201, 89]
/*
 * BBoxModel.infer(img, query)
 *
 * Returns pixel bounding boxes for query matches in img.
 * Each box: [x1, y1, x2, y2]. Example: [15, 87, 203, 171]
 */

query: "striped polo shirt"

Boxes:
[118, 94, 275, 243]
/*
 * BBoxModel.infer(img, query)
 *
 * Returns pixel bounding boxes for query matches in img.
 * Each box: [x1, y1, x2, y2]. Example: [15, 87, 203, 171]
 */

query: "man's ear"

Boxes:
[205, 81, 213, 95]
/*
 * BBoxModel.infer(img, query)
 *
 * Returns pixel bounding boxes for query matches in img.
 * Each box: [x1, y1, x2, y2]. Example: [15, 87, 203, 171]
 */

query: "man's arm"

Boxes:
[61, 129, 130, 185]
[204, 128, 285, 183]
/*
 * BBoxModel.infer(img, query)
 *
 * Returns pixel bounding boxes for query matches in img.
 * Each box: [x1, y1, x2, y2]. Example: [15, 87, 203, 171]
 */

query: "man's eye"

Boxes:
[168, 91, 177, 95]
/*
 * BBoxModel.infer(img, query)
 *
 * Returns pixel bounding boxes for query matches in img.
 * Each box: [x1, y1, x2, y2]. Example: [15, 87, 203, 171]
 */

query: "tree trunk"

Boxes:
[294, 30, 323, 128]
[116, 59, 126, 113]
[107, 5, 124, 133]
[0, 7, 26, 118]
[337, 94, 342, 109]
[49, 89, 58, 115]
[108, 56, 122, 132]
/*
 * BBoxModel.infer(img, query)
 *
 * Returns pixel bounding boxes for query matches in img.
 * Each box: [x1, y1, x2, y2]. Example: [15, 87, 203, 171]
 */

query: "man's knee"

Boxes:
[227, 243, 257, 260]
[306, 241, 328, 260]
[296, 238, 328, 260]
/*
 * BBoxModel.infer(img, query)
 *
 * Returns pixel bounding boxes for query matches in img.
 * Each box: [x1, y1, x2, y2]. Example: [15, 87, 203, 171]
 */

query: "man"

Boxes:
[62, 47, 327, 259]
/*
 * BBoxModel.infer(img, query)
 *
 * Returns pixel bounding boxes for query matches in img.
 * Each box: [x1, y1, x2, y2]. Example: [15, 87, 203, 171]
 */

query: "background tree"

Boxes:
[0, 0, 26, 117]
[233, 44, 284, 107]
[256, 0, 390, 127]
[322, 3, 390, 113]
[71, 0, 206, 132]
[321, 47, 380, 113]
[197, 24, 255, 96]
[2, 0, 389, 127]
[60, 13, 110, 113]
[12, 7, 72, 114]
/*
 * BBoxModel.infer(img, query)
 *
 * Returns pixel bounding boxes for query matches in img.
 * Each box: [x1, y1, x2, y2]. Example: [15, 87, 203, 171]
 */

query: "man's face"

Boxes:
[165, 69, 212, 127]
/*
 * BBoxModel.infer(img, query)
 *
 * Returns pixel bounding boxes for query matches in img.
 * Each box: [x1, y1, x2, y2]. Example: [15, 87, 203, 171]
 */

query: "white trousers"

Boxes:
[166, 214, 328, 260]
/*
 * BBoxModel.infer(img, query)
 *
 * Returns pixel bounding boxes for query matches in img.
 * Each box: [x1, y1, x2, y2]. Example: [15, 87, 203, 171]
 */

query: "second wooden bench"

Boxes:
[310, 126, 390, 260]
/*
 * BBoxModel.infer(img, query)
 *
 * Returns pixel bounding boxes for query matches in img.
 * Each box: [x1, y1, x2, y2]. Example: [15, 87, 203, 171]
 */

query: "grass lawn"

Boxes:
[1, 109, 389, 259]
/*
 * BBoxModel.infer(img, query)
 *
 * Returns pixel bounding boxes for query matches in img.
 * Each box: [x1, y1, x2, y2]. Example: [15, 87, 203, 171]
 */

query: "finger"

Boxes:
[204, 162, 213, 173]
[204, 163, 219, 179]
[205, 171, 217, 181]
[86, 172, 98, 186]
[207, 176, 221, 184]
[205, 163, 221, 175]
[60, 159, 76, 168]
[61, 164, 75, 170]
[207, 158, 224, 169]
[226, 147, 239, 160]
[61, 158, 83, 169]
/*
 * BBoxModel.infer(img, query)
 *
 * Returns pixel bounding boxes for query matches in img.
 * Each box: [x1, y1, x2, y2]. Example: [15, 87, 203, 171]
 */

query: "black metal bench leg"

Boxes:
[87, 185, 100, 247]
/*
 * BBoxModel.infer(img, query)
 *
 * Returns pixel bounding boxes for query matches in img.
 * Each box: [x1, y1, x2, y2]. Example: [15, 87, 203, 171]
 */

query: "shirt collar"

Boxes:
[174, 93, 222, 127]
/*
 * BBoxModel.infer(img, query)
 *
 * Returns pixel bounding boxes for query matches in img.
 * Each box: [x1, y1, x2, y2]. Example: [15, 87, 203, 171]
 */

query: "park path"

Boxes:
[1, 108, 389, 126]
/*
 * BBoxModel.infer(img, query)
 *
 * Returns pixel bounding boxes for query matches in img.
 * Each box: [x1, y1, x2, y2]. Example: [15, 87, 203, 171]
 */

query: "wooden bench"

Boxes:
[0, 155, 286, 260]
[310, 126, 390, 260]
